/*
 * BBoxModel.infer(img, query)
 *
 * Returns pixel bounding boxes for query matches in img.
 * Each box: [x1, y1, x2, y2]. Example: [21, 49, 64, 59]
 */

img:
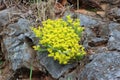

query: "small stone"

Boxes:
[88, 38, 108, 47]
[100, 3, 109, 11]
[97, 11, 106, 17]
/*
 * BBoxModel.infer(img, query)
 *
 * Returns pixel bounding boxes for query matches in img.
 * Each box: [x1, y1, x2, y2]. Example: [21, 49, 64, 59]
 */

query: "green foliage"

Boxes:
[87, 8, 98, 12]
[32, 15, 86, 64]
[29, 64, 33, 80]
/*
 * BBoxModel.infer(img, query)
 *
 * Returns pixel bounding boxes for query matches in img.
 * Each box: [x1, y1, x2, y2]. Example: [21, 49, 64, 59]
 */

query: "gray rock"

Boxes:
[88, 37, 108, 47]
[79, 52, 120, 80]
[59, 70, 78, 80]
[82, 22, 109, 49]
[107, 30, 120, 51]
[38, 52, 77, 79]
[17, 18, 31, 32]
[108, 7, 120, 22]
[1, 18, 37, 71]
[110, 7, 120, 16]
[0, 7, 16, 27]
[75, 14, 109, 48]
[78, 14, 99, 27]
[107, 22, 120, 51]
[108, 22, 120, 31]
[63, 12, 101, 27]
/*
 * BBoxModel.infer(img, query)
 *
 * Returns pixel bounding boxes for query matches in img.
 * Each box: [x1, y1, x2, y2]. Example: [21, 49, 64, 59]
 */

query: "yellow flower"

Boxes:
[31, 15, 86, 64]
[33, 45, 40, 50]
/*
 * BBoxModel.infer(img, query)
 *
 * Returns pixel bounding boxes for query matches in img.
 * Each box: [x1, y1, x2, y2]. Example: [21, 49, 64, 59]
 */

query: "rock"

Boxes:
[96, 11, 106, 18]
[107, 30, 120, 51]
[108, 22, 120, 31]
[79, 52, 120, 80]
[38, 52, 77, 79]
[17, 19, 30, 32]
[63, 13, 109, 50]
[63, 12, 101, 27]
[64, 11, 104, 27]
[74, 9, 97, 16]
[59, 70, 78, 80]
[110, 7, 120, 16]
[78, 13, 109, 35]
[100, 3, 109, 11]
[66, 0, 102, 10]
[100, 0, 120, 4]
[78, 14, 100, 27]
[88, 37, 108, 47]
[108, 7, 120, 22]
[0, 0, 6, 10]
[0, 7, 17, 27]
[78, 14, 109, 37]
[81, 19, 109, 49]
[64, 13, 109, 51]
[1, 18, 37, 71]
[107, 22, 120, 51]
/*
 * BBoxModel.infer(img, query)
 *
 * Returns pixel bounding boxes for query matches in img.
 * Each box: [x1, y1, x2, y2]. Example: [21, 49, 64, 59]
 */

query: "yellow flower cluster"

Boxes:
[32, 15, 86, 64]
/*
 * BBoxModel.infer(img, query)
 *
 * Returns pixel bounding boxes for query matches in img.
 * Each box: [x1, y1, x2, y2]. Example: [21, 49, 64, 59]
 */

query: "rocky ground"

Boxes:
[0, 0, 120, 80]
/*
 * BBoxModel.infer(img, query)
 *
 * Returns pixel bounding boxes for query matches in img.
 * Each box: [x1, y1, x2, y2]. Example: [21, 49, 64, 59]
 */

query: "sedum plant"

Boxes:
[32, 15, 86, 64]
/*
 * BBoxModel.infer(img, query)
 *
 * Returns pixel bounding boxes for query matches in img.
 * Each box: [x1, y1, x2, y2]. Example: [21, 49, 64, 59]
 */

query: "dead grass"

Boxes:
[30, 0, 55, 21]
